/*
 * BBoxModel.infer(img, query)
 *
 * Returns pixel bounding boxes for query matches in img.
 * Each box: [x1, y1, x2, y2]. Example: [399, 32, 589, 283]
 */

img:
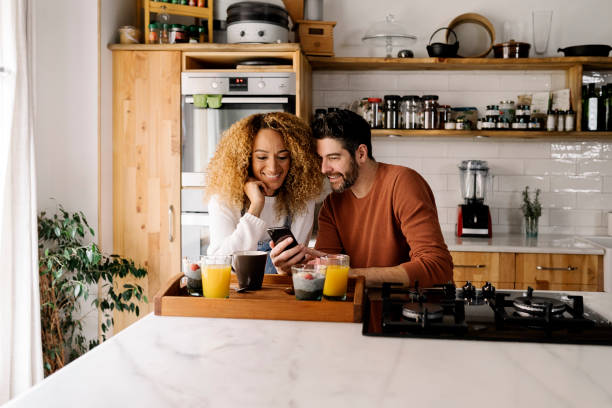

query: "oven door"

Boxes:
[181, 95, 296, 186]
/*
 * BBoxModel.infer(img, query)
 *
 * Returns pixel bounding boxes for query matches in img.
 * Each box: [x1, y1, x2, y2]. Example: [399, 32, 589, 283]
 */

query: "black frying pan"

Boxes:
[557, 45, 611, 57]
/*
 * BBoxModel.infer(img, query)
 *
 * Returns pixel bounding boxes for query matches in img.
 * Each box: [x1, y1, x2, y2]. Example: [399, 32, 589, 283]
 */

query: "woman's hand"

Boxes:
[244, 177, 267, 217]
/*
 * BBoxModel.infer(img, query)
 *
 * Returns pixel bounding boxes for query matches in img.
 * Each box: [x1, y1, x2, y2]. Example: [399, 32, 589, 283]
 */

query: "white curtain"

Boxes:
[0, 0, 44, 403]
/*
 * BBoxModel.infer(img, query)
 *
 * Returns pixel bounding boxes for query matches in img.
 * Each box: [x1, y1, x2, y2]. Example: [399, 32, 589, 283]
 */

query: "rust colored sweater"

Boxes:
[315, 163, 453, 288]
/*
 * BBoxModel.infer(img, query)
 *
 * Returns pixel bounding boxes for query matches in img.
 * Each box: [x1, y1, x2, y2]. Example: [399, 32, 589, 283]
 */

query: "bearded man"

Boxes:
[271, 110, 453, 287]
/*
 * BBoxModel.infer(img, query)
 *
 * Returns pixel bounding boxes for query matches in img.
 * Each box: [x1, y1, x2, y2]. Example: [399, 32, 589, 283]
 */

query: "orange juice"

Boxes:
[202, 265, 231, 298]
[323, 265, 349, 300]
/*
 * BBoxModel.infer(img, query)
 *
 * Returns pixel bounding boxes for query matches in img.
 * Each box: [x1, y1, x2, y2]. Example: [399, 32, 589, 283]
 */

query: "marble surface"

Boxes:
[444, 233, 605, 255]
[5, 291, 612, 408]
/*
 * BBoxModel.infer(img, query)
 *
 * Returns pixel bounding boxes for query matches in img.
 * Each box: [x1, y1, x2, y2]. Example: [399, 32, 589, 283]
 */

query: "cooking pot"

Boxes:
[493, 40, 530, 58]
[557, 44, 612, 57]
[426, 27, 459, 58]
[226, 1, 289, 44]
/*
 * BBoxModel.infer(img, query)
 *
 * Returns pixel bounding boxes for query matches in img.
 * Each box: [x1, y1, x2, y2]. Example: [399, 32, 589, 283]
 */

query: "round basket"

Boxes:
[446, 13, 495, 58]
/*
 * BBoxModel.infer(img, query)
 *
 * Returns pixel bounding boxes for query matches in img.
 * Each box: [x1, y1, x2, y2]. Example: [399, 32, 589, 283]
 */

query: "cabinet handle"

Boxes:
[455, 264, 486, 269]
[536, 265, 578, 271]
[168, 205, 174, 242]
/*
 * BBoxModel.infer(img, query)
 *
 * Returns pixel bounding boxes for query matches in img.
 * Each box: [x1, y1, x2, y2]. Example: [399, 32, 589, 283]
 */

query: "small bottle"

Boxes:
[557, 110, 565, 132]
[476, 118, 483, 130]
[528, 117, 541, 130]
[546, 109, 556, 131]
[148, 22, 160, 43]
[565, 109, 576, 131]
[368, 98, 383, 129]
[456, 118, 465, 130]
[586, 83, 599, 131]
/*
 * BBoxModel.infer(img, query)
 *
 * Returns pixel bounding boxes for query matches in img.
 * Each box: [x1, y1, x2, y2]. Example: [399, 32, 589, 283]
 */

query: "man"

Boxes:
[271, 110, 453, 287]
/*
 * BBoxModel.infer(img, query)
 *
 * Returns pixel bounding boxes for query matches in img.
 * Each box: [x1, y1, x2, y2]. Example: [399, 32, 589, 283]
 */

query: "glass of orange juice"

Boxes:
[201, 255, 232, 298]
[322, 254, 350, 301]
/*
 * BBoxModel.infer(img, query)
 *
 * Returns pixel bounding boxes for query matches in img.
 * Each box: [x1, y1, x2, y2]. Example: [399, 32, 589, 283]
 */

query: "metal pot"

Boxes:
[426, 27, 459, 58]
[226, 1, 289, 44]
[493, 40, 530, 58]
[557, 44, 612, 57]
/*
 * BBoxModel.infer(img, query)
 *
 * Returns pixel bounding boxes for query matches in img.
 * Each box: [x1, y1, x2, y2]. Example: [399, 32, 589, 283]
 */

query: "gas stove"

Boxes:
[363, 282, 612, 345]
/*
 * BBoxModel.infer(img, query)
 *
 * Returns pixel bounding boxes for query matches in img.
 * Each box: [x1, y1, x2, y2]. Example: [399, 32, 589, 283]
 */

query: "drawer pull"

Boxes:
[536, 265, 578, 271]
[455, 264, 486, 269]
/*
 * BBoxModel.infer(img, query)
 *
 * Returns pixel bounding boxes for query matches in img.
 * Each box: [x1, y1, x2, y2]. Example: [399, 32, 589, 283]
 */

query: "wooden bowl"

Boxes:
[446, 13, 495, 58]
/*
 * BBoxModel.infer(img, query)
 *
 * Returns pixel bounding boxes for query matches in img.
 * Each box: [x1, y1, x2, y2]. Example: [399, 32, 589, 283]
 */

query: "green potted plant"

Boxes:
[38, 205, 147, 376]
[521, 186, 542, 238]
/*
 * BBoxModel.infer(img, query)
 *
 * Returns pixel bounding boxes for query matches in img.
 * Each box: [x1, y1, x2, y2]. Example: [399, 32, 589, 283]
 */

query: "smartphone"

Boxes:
[266, 226, 298, 250]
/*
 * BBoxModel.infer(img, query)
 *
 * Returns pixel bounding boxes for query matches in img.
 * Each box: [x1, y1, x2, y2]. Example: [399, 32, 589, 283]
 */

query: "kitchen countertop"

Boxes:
[444, 233, 605, 255]
[6, 291, 612, 408]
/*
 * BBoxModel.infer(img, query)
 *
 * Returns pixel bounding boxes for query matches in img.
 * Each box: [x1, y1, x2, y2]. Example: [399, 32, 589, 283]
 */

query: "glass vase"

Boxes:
[525, 216, 539, 238]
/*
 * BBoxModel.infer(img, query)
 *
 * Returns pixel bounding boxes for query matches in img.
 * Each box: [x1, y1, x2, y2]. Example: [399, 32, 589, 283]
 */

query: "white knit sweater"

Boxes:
[207, 195, 316, 256]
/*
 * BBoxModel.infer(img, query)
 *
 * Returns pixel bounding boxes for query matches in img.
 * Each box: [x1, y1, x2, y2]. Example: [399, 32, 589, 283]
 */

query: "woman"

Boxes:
[206, 112, 323, 274]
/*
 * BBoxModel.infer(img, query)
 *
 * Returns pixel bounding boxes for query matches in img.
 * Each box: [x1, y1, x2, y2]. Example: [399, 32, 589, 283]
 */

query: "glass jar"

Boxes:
[499, 100, 515, 124]
[160, 23, 170, 44]
[522, 105, 531, 121]
[148, 22, 160, 43]
[169, 24, 187, 44]
[528, 118, 541, 130]
[422, 95, 439, 130]
[368, 98, 383, 128]
[565, 109, 576, 131]
[384, 95, 401, 129]
[437, 105, 451, 129]
[188, 25, 199, 43]
[444, 120, 456, 130]
[546, 109, 556, 131]
[198, 25, 208, 43]
[557, 110, 566, 132]
[400, 95, 421, 129]
[497, 118, 510, 129]
[356, 98, 370, 124]
[456, 118, 465, 130]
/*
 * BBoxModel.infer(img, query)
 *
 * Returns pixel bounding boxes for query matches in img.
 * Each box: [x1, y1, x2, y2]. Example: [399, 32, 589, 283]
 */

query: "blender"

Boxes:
[456, 160, 492, 237]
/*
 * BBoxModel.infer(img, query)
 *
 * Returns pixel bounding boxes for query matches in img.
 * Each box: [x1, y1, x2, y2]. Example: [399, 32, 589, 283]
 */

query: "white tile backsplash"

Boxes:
[314, 70, 612, 234]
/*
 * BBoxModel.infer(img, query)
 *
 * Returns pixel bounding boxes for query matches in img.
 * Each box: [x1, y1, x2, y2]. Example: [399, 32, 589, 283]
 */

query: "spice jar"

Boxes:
[444, 120, 457, 130]
[456, 118, 465, 130]
[197, 0, 206, 6]
[384, 95, 401, 129]
[148, 22, 160, 43]
[169, 24, 187, 44]
[528, 118, 541, 130]
[556, 110, 566, 132]
[437, 105, 451, 129]
[497, 117, 510, 129]
[565, 109, 576, 131]
[499, 100, 515, 123]
[546, 109, 556, 131]
[422, 95, 439, 130]
[160, 23, 169, 44]
[368, 98, 383, 129]
[401, 95, 422, 129]
[198, 25, 208, 43]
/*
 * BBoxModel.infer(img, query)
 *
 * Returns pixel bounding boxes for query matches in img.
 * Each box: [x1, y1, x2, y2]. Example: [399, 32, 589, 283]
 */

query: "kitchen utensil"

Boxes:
[447, 13, 495, 58]
[493, 40, 531, 58]
[362, 14, 416, 58]
[457, 160, 492, 238]
[226, 1, 290, 44]
[557, 44, 612, 57]
[426, 27, 459, 57]
[532, 10, 552, 55]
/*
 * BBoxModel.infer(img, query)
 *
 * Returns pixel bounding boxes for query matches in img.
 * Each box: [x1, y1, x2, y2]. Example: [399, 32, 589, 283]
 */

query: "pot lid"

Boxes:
[227, 1, 289, 27]
[362, 14, 416, 57]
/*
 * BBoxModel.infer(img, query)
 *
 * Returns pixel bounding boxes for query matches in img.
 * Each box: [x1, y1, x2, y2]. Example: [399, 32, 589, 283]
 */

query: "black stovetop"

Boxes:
[362, 282, 612, 345]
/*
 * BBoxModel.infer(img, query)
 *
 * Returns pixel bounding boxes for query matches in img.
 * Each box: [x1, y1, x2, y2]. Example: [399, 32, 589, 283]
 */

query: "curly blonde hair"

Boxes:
[206, 112, 323, 216]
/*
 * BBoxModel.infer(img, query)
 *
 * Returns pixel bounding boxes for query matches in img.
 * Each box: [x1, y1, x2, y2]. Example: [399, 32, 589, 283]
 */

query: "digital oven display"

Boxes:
[229, 77, 248, 91]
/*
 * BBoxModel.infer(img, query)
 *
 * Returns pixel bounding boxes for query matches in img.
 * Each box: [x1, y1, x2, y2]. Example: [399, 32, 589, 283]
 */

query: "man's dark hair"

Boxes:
[312, 109, 374, 160]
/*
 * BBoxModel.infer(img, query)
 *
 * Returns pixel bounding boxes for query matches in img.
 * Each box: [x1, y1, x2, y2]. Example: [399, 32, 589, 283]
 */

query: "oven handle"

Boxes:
[536, 265, 578, 271]
[455, 264, 486, 269]
[184, 96, 290, 104]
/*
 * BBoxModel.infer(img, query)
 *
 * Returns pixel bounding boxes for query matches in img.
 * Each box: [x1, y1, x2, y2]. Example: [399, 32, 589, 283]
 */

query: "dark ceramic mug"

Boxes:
[233, 251, 267, 290]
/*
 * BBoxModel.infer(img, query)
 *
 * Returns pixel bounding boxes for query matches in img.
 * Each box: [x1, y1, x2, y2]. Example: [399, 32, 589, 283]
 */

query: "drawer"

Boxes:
[450, 251, 514, 287]
[515, 253, 603, 292]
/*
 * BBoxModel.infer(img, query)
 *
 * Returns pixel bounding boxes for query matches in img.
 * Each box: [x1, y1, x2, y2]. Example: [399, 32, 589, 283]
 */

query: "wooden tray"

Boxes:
[154, 273, 365, 323]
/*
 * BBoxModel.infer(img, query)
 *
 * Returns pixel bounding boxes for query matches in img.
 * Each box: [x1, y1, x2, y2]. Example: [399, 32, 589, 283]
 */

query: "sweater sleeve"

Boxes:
[393, 170, 454, 287]
[314, 196, 344, 254]
[290, 199, 316, 246]
[207, 195, 267, 255]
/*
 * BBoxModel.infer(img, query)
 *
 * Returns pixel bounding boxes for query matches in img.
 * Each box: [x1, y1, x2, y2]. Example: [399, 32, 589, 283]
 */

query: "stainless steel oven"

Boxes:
[180, 72, 296, 260]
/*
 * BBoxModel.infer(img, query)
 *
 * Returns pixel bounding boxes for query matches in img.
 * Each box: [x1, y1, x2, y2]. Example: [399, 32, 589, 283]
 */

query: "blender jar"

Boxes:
[459, 160, 490, 201]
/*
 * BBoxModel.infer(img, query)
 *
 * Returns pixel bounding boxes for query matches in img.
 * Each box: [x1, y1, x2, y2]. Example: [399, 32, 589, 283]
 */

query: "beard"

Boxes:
[326, 156, 359, 193]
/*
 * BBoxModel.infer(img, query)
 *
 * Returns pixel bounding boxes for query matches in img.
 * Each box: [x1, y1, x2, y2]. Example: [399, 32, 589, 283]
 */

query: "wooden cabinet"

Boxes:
[112, 50, 182, 332]
[450, 251, 604, 292]
[450, 251, 515, 289]
[515, 253, 603, 292]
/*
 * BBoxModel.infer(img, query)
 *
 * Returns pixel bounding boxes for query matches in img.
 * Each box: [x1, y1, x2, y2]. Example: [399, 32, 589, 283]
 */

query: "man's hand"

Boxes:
[269, 237, 308, 274]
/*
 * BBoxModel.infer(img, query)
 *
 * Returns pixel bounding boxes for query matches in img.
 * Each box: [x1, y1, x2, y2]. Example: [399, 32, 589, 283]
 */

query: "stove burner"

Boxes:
[402, 303, 444, 322]
[512, 296, 567, 317]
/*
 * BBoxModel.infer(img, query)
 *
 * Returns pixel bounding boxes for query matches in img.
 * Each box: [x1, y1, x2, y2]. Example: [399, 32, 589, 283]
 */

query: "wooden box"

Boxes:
[154, 273, 365, 322]
[296, 20, 336, 56]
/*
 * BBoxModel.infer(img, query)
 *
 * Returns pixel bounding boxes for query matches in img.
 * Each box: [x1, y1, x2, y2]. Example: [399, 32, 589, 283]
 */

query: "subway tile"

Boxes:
[499, 73, 553, 91]
[540, 225, 576, 234]
[523, 159, 576, 176]
[498, 208, 524, 226]
[313, 73, 350, 90]
[580, 142, 607, 159]
[498, 142, 550, 158]
[348, 73, 397, 91]
[604, 176, 612, 193]
[540, 192, 577, 209]
[394, 140, 450, 157]
[382, 156, 422, 171]
[445, 140, 499, 158]
[448, 175, 461, 190]
[446, 208, 459, 225]
[488, 159, 524, 176]
[493, 224, 523, 234]
[448, 73, 501, 91]
[551, 142, 584, 159]
[601, 143, 612, 160]
[491, 191, 522, 209]
[490, 208, 500, 225]
[436, 207, 447, 224]
[372, 139, 398, 157]
[551, 72, 567, 90]
[422, 158, 463, 174]
[498, 175, 548, 192]
[397, 74, 449, 91]
[433, 190, 463, 207]
[324, 91, 358, 108]
[312, 91, 325, 108]
[577, 159, 612, 176]
[549, 209, 602, 227]
[550, 175, 602, 193]
[422, 174, 447, 191]
[576, 193, 612, 210]
[575, 226, 609, 236]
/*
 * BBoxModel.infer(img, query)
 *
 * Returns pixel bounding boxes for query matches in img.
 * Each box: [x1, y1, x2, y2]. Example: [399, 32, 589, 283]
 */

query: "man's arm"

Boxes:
[350, 266, 409, 286]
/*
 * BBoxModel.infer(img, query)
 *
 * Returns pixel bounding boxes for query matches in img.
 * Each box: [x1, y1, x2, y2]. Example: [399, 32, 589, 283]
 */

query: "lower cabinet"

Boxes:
[450, 251, 603, 292]
[515, 253, 603, 292]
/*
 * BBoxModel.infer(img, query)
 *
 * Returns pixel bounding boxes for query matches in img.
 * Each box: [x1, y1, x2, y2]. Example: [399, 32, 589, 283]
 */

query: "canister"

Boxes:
[368, 98, 383, 128]
[499, 100, 515, 123]
[384, 95, 401, 129]
[422, 95, 439, 129]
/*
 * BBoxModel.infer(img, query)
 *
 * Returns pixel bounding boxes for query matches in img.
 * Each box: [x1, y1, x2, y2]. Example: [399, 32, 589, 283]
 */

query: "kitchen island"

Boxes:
[5, 291, 612, 408]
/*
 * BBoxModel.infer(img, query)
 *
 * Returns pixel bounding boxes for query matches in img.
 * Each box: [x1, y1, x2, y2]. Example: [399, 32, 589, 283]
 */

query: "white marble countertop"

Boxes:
[444, 233, 605, 255]
[6, 291, 612, 408]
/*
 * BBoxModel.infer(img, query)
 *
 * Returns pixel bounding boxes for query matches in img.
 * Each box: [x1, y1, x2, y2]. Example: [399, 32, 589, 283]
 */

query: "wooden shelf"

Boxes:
[148, 2, 212, 19]
[307, 56, 612, 71]
[372, 129, 612, 140]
